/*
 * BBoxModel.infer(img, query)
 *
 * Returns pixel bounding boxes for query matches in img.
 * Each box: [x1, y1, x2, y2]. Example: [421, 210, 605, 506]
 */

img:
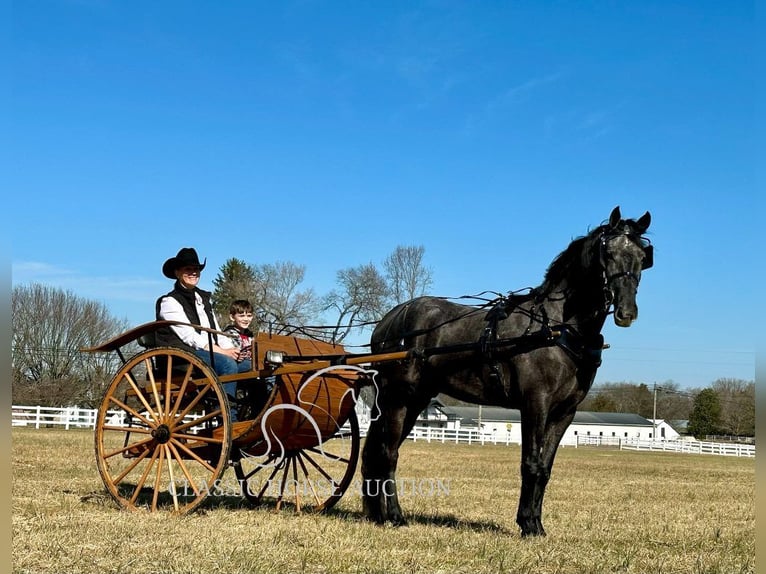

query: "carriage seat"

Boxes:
[137, 332, 157, 348]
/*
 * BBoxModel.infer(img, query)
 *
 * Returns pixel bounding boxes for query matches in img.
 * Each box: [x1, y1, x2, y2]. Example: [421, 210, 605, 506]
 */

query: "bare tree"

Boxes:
[12, 284, 130, 407]
[582, 382, 653, 417]
[712, 378, 755, 436]
[580, 381, 693, 421]
[323, 263, 390, 344]
[383, 245, 433, 305]
[654, 381, 695, 421]
[254, 261, 321, 334]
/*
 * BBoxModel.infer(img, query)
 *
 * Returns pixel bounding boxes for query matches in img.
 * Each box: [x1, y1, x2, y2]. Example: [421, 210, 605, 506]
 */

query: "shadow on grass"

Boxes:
[322, 507, 512, 534]
[77, 487, 511, 533]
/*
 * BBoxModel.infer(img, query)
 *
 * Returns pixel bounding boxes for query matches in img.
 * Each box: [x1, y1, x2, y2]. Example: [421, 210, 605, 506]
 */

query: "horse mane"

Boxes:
[537, 217, 649, 298]
[537, 224, 607, 297]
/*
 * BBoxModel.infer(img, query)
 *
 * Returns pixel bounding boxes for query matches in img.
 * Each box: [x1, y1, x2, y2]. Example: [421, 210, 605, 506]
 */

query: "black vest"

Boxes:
[155, 282, 219, 350]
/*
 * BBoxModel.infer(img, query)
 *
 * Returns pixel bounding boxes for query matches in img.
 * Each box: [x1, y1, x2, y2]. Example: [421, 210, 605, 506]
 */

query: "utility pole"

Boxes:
[652, 382, 658, 441]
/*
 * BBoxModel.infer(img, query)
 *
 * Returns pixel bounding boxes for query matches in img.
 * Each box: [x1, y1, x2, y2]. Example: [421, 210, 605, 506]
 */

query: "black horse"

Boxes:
[361, 206, 653, 537]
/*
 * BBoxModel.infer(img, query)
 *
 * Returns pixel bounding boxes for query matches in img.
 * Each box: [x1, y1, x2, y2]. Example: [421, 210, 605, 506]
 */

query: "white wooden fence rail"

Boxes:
[564, 434, 754, 457]
[11, 405, 201, 430]
[618, 437, 755, 457]
[12, 405, 755, 458]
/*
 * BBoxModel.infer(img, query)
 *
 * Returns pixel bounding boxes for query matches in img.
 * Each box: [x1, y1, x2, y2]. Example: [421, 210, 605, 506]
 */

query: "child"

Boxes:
[223, 299, 255, 372]
[223, 299, 274, 420]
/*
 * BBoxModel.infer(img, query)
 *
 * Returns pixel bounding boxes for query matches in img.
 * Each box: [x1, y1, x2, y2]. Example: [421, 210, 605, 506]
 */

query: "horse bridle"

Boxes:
[599, 232, 653, 311]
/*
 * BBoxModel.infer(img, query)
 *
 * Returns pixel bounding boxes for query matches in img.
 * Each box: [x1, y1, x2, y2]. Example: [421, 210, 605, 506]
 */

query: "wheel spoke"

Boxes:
[113, 447, 152, 484]
[172, 408, 223, 433]
[151, 445, 166, 511]
[168, 361, 194, 421]
[245, 463, 272, 501]
[174, 382, 215, 422]
[166, 441, 200, 497]
[296, 452, 323, 506]
[164, 356, 173, 420]
[305, 446, 350, 464]
[164, 445, 179, 511]
[169, 437, 216, 473]
[130, 446, 161, 504]
[275, 457, 292, 511]
[145, 359, 165, 422]
[102, 425, 152, 434]
[108, 395, 156, 429]
[123, 370, 160, 420]
[291, 456, 301, 512]
[104, 436, 155, 459]
[239, 453, 278, 482]
[172, 432, 224, 445]
[300, 449, 336, 483]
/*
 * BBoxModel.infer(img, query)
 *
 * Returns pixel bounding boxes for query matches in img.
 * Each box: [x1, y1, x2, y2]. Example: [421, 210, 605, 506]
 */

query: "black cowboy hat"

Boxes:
[162, 247, 207, 279]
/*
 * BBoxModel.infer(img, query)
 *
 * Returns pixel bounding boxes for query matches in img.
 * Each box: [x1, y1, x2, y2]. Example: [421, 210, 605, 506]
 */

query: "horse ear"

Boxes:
[609, 206, 621, 228]
[636, 211, 651, 233]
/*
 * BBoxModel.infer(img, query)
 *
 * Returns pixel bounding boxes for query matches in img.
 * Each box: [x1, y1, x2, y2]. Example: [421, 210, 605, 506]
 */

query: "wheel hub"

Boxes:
[151, 424, 171, 444]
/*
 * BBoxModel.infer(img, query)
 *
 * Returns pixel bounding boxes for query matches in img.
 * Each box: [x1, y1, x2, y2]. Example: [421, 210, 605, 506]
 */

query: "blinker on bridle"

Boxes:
[599, 232, 653, 310]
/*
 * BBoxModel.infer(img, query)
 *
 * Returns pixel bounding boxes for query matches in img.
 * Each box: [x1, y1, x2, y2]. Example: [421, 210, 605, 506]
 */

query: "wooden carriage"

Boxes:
[84, 321, 395, 514]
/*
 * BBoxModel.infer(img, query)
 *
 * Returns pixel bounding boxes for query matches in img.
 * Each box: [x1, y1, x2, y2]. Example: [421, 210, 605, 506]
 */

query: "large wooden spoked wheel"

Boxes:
[94, 347, 232, 513]
[233, 408, 360, 513]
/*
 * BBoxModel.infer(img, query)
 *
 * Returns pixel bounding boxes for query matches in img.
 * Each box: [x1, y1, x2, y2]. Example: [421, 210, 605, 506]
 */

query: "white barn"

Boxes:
[413, 398, 671, 445]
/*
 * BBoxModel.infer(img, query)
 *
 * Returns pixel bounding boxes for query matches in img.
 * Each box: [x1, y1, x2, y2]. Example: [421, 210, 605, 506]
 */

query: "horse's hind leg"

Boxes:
[361, 380, 430, 526]
[361, 397, 407, 524]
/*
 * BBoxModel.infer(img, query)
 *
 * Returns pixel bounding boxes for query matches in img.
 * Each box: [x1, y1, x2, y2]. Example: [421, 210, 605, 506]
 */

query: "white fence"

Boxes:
[574, 434, 755, 457]
[11, 405, 199, 430]
[12, 405, 99, 430]
[408, 426, 516, 446]
[383, 426, 756, 458]
[12, 406, 755, 459]
[618, 437, 755, 458]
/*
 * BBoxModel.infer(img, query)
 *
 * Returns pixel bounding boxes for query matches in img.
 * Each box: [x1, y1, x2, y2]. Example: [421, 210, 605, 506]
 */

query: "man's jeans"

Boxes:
[193, 350, 251, 422]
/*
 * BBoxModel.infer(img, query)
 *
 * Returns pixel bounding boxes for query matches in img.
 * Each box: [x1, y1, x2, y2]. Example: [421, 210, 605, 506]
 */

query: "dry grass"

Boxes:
[13, 428, 754, 574]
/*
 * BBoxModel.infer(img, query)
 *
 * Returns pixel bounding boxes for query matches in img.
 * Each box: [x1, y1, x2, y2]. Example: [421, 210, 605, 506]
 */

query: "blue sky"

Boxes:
[8, 1, 756, 389]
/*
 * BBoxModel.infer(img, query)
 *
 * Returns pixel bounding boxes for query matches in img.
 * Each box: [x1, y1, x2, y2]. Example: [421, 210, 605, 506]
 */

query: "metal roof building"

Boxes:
[416, 398, 670, 445]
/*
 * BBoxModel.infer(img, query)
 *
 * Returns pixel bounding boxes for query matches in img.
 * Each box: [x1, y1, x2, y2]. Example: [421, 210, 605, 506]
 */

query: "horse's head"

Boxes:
[599, 206, 653, 327]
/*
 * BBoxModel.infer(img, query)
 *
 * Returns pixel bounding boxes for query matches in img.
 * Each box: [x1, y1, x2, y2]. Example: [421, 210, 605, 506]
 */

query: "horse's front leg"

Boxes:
[517, 413, 548, 537]
[527, 411, 577, 535]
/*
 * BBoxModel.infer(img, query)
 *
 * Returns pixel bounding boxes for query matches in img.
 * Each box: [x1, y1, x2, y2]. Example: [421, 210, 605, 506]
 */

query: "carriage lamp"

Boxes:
[264, 350, 286, 365]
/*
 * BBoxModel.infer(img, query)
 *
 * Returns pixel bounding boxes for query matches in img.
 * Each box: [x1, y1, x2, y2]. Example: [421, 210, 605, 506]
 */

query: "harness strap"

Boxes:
[480, 298, 509, 355]
[555, 326, 605, 368]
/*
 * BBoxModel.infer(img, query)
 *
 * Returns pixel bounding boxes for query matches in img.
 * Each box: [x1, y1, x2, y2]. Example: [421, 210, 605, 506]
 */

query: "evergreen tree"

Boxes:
[687, 388, 722, 439]
[211, 258, 259, 323]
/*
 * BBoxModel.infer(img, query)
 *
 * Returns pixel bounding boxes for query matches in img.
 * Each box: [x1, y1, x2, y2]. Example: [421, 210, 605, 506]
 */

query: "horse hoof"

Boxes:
[390, 514, 408, 527]
[518, 518, 546, 537]
[362, 510, 386, 525]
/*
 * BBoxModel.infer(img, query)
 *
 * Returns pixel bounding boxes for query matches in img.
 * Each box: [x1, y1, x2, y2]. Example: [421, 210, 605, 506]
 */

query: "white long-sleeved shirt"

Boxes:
[158, 292, 235, 351]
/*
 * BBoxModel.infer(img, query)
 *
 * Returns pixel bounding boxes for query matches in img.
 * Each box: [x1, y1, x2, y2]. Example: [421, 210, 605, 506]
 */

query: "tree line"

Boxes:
[578, 379, 755, 439]
[209, 244, 432, 344]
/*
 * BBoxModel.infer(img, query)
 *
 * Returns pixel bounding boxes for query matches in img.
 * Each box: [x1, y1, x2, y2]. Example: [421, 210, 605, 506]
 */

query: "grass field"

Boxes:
[12, 428, 754, 574]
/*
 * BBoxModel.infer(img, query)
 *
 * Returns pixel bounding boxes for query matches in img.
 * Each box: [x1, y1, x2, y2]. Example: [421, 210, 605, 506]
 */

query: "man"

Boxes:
[156, 247, 247, 420]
